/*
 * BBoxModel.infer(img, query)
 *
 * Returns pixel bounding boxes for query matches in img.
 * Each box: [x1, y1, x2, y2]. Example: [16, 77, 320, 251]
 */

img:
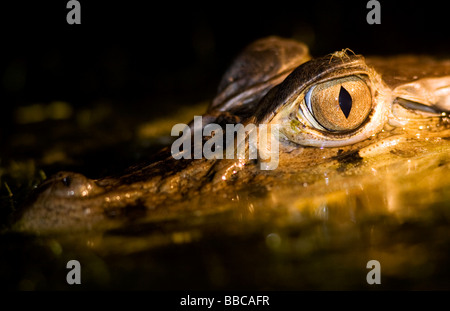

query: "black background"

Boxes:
[1, 0, 449, 139]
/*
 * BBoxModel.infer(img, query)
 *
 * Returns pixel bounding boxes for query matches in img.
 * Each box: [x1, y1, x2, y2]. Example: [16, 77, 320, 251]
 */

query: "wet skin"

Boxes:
[17, 37, 450, 233]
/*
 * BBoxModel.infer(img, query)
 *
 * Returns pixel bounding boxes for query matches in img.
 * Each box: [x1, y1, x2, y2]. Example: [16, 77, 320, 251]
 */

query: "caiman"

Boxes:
[16, 36, 450, 234]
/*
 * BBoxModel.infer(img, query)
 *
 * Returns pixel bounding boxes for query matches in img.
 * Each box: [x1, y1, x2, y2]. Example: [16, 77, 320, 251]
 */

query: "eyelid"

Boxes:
[301, 85, 327, 131]
[305, 85, 315, 114]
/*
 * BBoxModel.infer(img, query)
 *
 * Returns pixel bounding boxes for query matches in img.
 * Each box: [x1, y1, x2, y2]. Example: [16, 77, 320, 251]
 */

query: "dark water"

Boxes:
[1, 101, 450, 290]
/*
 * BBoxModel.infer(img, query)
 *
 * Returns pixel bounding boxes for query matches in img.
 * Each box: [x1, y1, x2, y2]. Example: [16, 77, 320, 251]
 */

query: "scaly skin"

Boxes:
[16, 37, 450, 233]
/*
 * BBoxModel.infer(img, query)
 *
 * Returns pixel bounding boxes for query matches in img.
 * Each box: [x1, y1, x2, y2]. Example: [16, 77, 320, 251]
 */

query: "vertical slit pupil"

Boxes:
[338, 86, 352, 119]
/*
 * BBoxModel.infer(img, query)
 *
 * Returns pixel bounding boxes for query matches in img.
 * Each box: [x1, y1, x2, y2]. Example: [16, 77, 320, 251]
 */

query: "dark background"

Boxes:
[1, 0, 449, 150]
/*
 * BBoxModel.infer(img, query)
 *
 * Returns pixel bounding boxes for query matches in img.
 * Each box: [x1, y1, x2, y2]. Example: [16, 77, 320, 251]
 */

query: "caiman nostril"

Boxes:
[62, 176, 72, 187]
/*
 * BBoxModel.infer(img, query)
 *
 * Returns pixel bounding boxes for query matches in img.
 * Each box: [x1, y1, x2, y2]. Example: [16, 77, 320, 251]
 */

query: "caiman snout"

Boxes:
[15, 172, 107, 233]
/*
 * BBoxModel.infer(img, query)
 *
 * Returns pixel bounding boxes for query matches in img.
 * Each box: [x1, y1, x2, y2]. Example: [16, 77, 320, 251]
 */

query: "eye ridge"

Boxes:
[338, 86, 352, 119]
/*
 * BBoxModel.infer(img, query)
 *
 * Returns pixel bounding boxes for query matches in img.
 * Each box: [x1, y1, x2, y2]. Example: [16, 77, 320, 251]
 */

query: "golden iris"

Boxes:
[305, 76, 372, 131]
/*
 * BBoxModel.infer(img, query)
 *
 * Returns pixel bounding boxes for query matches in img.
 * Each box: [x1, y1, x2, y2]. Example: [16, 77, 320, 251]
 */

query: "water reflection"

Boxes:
[3, 134, 450, 290]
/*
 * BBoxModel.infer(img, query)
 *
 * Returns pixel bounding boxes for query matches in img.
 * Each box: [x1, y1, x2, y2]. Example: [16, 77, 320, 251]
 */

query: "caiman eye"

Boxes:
[302, 76, 372, 132]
